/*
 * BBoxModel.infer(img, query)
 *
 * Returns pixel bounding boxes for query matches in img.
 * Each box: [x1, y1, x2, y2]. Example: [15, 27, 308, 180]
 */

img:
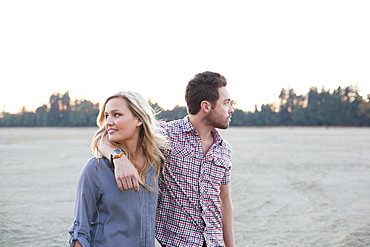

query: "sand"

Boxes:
[0, 127, 369, 246]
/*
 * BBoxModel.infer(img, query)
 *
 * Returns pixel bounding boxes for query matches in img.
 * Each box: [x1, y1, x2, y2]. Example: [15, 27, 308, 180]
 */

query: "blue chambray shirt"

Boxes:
[69, 157, 158, 247]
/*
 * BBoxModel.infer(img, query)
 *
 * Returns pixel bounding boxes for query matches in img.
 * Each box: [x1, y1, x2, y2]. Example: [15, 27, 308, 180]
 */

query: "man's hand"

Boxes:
[114, 156, 143, 192]
[98, 133, 143, 191]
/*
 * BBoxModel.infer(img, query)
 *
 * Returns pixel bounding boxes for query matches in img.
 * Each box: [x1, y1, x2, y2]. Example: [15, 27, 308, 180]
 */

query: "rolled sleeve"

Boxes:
[69, 158, 102, 247]
[69, 221, 90, 247]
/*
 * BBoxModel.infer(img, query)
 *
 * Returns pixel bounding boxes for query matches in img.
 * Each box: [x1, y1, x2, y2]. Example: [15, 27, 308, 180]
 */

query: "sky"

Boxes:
[1, 0, 370, 114]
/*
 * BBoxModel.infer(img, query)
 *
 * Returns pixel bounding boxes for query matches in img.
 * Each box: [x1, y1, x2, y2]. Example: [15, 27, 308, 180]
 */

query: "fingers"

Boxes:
[122, 178, 131, 191]
[116, 177, 131, 191]
[133, 179, 140, 192]
[116, 176, 143, 192]
[117, 179, 124, 191]
[114, 158, 143, 192]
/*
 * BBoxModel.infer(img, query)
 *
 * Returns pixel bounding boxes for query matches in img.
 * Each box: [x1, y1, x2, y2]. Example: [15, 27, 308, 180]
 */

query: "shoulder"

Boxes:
[81, 157, 98, 170]
[214, 131, 233, 163]
[214, 129, 233, 153]
[159, 118, 184, 130]
[79, 157, 98, 177]
[221, 140, 233, 163]
[80, 157, 111, 176]
[221, 138, 232, 153]
[159, 118, 187, 138]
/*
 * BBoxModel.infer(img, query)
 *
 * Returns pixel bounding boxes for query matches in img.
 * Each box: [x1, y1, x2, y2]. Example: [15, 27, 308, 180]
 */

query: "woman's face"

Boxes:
[104, 97, 142, 144]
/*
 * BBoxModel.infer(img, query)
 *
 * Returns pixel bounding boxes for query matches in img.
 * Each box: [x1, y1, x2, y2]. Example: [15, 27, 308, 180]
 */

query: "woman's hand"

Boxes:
[73, 240, 82, 247]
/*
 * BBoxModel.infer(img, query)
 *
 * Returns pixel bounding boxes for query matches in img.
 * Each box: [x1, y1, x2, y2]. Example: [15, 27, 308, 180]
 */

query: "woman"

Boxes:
[69, 91, 167, 247]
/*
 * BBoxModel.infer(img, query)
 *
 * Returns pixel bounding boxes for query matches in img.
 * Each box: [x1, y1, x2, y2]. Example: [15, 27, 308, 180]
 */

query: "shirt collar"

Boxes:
[182, 116, 223, 145]
[183, 115, 195, 133]
[212, 128, 223, 145]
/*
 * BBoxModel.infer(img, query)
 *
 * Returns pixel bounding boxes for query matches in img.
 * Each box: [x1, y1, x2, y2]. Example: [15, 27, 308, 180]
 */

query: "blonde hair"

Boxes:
[91, 91, 168, 190]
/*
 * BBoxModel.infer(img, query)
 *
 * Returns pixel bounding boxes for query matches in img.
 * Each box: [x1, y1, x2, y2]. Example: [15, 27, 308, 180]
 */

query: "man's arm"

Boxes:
[220, 183, 235, 247]
[98, 134, 142, 191]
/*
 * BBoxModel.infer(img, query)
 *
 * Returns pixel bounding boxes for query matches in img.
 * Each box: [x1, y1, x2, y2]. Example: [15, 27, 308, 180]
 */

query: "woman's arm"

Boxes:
[98, 134, 142, 191]
[69, 159, 101, 247]
[73, 240, 82, 247]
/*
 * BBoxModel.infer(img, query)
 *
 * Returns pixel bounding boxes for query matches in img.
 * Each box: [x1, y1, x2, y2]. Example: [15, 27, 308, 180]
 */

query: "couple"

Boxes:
[69, 71, 235, 247]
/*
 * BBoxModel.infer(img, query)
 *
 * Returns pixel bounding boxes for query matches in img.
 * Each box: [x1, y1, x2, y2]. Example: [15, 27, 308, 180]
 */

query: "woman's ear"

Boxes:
[136, 117, 143, 127]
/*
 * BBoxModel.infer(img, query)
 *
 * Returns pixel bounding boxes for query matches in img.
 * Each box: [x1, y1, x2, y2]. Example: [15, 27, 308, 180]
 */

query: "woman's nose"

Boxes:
[105, 116, 113, 126]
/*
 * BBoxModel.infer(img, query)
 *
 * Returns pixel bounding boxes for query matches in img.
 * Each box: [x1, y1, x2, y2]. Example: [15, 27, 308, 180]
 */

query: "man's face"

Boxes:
[205, 86, 234, 129]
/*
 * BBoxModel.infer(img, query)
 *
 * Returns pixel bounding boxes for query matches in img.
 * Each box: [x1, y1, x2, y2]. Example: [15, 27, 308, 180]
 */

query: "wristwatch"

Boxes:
[110, 149, 126, 163]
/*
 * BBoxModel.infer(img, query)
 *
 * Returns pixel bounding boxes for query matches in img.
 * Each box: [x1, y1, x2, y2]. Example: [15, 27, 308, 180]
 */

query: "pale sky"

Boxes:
[1, 0, 369, 114]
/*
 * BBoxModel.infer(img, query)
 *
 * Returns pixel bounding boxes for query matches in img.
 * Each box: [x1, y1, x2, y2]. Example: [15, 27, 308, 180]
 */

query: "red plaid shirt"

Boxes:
[156, 116, 233, 247]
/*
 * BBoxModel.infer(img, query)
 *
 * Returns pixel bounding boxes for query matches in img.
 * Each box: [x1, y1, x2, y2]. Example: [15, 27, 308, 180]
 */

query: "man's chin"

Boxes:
[216, 123, 230, 130]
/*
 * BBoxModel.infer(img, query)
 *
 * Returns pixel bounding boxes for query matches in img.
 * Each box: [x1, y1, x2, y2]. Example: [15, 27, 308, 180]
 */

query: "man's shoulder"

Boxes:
[214, 129, 232, 149]
[213, 130, 233, 160]
[221, 137, 232, 150]
[159, 118, 186, 132]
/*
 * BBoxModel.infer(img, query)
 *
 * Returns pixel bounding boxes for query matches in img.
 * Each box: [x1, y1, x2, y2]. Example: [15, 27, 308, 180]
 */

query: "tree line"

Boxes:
[237, 85, 370, 126]
[0, 92, 100, 127]
[1, 86, 369, 127]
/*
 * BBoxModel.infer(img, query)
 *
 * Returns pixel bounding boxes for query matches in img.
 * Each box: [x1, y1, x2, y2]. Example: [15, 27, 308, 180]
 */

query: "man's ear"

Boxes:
[200, 100, 211, 113]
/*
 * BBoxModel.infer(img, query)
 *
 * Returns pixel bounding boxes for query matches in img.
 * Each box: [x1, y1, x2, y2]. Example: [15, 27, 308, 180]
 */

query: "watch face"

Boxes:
[112, 149, 122, 156]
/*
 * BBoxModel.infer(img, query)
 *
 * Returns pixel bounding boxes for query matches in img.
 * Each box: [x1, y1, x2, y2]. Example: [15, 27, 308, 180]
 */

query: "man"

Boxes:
[100, 71, 235, 246]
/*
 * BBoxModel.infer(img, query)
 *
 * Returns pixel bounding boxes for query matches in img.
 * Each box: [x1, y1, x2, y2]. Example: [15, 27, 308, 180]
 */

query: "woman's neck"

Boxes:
[121, 141, 146, 170]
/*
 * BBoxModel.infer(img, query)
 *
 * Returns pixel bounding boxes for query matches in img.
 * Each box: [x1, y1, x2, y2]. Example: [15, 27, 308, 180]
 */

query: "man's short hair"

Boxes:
[185, 71, 228, 115]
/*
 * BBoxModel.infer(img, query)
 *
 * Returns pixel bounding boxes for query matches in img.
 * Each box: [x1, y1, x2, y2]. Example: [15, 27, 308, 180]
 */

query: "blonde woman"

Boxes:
[69, 91, 167, 247]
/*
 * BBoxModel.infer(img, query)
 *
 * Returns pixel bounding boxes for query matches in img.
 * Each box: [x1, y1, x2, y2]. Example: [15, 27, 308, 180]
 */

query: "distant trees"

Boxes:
[0, 92, 99, 127]
[1, 86, 369, 127]
[239, 85, 370, 126]
[156, 105, 188, 122]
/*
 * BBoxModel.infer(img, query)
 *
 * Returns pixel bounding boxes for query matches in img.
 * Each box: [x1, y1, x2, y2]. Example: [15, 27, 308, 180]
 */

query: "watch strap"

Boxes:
[110, 149, 125, 163]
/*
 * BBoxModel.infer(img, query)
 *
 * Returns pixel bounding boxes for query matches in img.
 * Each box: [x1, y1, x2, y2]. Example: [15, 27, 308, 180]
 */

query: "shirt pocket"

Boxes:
[204, 158, 229, 185]
[166, 146, 197, 179]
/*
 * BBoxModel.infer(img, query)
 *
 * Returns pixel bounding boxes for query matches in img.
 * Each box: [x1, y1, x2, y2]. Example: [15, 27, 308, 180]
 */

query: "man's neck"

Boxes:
[189, 114, 215, 156]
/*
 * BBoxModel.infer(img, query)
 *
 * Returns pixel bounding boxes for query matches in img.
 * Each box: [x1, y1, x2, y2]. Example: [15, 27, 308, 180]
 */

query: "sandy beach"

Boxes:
[0, 127, 369, 246]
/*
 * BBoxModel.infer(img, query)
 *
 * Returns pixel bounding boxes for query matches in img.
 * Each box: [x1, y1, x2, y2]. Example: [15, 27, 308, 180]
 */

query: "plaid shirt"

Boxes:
[156, 116, 233, 247]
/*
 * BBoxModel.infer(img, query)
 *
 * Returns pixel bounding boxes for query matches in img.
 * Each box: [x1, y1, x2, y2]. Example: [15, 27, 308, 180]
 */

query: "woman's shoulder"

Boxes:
[81, 157, 112, 174]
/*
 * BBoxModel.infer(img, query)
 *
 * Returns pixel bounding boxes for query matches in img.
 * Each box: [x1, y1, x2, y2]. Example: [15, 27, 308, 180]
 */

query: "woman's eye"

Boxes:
[114, 113, 121, 117]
